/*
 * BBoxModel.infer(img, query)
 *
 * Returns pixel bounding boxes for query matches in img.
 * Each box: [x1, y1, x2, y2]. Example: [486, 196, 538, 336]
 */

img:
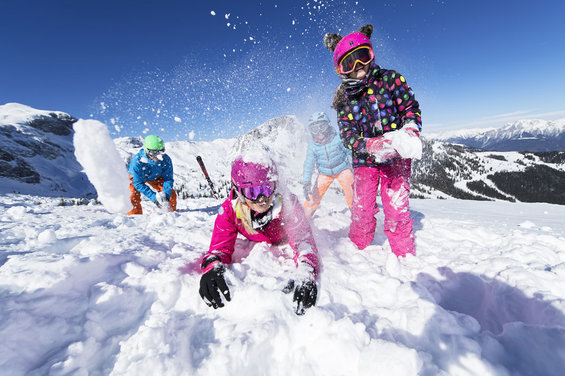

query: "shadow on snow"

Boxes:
[411, 267, 565, 375]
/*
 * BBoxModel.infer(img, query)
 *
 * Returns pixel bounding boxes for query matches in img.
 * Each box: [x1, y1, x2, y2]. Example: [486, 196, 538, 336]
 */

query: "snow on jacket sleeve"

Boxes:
[302, 142, 316, 184]
[283, 194, 319, 275]
[205, 198, 239, 265]
[161, 155, 174, 199]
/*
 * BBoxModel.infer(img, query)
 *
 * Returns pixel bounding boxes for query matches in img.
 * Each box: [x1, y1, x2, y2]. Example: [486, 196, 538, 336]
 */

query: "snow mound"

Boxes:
[73, 119, 131, 214]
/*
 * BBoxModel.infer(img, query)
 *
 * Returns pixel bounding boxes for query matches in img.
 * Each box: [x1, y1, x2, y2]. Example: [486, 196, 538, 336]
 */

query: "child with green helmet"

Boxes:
[127, 135, 177, 214]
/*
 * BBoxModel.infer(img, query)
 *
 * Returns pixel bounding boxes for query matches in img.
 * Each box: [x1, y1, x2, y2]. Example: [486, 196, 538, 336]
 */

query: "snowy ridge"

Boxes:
[427, 126, 498, 141]
[429, 118, 565, 152]
[0, 103, 69, 127]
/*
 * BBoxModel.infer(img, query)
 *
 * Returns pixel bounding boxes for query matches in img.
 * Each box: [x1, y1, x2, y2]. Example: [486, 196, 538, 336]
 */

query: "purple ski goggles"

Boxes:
[236, 181, 276, 201]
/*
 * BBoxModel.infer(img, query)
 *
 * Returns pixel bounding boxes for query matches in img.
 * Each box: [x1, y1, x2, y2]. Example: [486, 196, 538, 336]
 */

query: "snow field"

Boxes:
[1, 189, 565, 375]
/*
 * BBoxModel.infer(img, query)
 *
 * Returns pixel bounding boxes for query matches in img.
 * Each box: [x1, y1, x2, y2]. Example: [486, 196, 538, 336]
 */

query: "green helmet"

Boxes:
[144, 135, 164, 151]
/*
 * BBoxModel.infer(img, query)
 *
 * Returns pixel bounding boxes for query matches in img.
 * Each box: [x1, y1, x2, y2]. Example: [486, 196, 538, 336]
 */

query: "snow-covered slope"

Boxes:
[412, 139, 565, 204]
[0, 103, 95, 197]
[429, 118, 565, 152]
[1, 193, 564, 375]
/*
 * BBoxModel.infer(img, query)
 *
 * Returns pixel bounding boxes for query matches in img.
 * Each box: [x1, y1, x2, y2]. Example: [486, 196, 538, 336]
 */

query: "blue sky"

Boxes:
[2, 0, 564, 141]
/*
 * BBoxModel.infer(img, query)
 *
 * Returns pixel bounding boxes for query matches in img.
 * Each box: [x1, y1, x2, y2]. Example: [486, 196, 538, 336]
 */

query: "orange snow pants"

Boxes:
[127, 176, 177, 215]
[303, 168, 354, 218]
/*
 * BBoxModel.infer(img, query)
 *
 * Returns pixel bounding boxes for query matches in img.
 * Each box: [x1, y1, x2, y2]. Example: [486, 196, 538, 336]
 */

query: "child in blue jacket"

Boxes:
[302, 112, 354, 218]
[127, 135, 177, 215]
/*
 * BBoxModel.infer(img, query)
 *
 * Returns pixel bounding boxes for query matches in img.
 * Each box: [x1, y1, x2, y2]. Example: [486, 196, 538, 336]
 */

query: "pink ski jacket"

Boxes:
[203, 191, 318, 274]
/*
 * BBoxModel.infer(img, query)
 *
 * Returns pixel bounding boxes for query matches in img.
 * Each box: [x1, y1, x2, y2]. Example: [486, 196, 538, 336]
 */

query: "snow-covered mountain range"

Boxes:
[429, 118, 565, 152]
[0, 103, 95, 197]
[2, 104, 565, 205]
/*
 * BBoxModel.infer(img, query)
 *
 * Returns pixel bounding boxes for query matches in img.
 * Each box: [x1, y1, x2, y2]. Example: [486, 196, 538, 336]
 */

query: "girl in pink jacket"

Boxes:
[324, 25, 423, 257]
[199, 153, 318, 315]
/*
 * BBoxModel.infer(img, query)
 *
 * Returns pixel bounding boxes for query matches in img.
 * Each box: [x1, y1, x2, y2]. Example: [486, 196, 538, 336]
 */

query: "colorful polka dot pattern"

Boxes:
[336, 66, 422, 167]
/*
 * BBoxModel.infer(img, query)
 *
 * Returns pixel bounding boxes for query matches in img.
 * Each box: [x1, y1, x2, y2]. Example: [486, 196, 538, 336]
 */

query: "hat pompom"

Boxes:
[323, 33, 342, 52]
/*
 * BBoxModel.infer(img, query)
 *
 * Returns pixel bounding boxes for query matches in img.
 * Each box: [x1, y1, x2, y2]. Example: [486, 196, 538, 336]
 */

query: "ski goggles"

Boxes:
[146, 148, 165, 158]
[235, 181, 276, 201]
[337, 46, 375, 75]
[309, 121, 329, 134]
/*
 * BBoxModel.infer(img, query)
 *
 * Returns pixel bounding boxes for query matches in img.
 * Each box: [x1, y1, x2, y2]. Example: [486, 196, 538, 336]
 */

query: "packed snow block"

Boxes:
[74, 119, 132, 214]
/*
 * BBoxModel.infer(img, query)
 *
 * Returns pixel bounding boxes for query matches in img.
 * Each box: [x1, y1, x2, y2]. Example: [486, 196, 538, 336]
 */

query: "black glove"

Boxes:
[303, 182, 312, 200]
[199, 258, 231, 309]
[293, 280, 317, 315]
[283, 279, 318, 315]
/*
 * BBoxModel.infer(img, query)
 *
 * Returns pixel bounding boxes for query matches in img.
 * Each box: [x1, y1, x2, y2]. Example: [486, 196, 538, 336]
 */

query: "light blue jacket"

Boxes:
[128, 149, 174, 201]
[302, 132, 352, 184]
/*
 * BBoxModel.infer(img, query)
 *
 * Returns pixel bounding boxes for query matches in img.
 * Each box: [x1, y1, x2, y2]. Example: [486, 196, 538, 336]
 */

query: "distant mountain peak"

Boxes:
[430, 117, 565, 152]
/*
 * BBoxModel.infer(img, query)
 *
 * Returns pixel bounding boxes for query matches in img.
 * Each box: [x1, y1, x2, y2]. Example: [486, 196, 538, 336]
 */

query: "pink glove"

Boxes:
[366, 136, 400, 163]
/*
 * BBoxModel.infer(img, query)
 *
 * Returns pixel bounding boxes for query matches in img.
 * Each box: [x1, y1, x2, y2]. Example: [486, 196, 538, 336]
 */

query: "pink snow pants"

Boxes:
[349, 159, 415, 257]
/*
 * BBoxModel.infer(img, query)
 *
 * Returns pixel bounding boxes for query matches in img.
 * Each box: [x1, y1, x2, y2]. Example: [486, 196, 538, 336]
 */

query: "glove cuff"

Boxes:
[402, 121, 420, 133]
[366, 135, 390, 154]
[201, 255, 221, 274]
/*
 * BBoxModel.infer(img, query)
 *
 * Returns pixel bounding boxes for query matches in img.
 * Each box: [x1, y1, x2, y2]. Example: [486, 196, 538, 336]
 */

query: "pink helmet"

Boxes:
[231, 156, 278, 189]
[333, 32, 373, 69]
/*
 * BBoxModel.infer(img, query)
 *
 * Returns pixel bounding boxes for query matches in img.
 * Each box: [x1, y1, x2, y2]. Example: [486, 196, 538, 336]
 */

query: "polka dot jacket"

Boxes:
[333, 62, 422, 168]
